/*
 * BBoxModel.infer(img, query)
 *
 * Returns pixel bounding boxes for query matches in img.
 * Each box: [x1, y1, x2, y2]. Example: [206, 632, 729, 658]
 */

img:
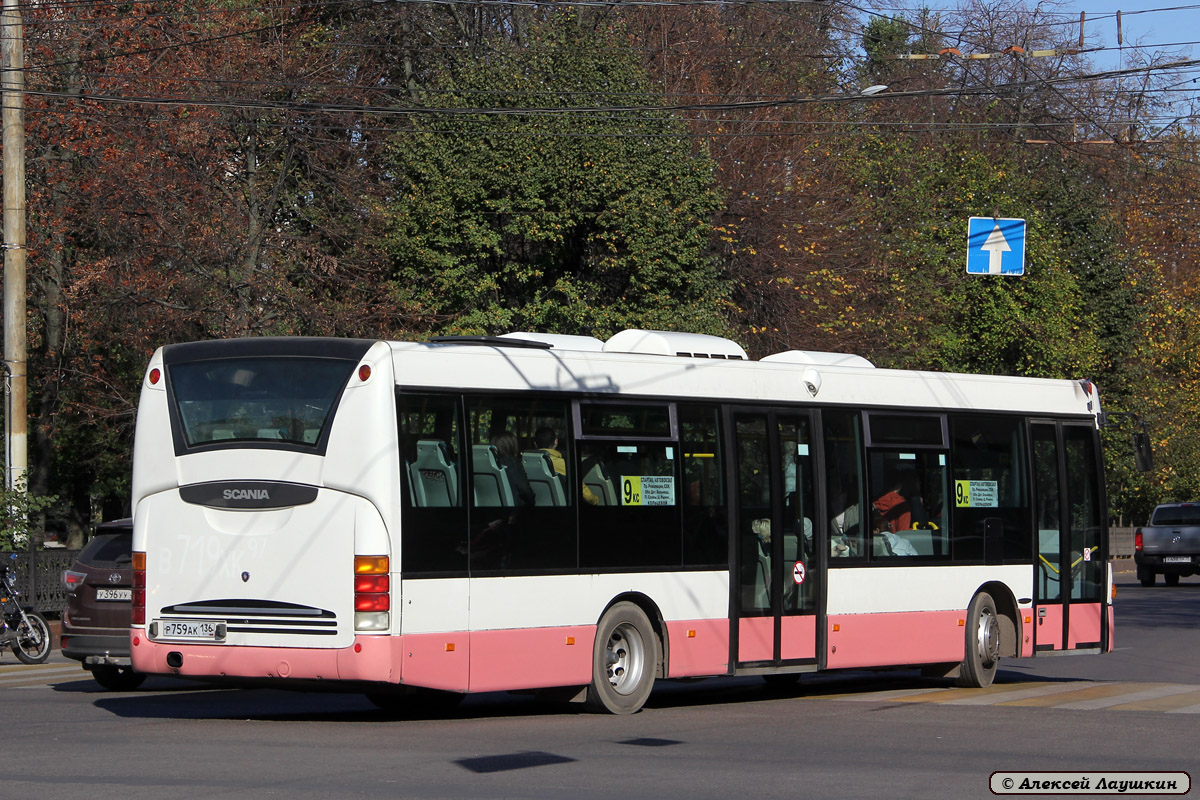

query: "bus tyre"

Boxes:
[958, 592, 1000, 689]
[586, 602, 658, 714]
[90, 665, 146, 692]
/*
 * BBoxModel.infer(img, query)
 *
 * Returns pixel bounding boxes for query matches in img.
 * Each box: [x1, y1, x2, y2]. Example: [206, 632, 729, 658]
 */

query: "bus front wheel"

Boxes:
[958, 591, 1000, 688]
[586, 602, 659, 714]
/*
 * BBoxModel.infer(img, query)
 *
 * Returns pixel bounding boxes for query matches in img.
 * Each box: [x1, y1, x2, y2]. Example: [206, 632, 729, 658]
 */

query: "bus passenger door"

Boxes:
[732, 410, 819, 668]
[1031, 422, 1107, 653]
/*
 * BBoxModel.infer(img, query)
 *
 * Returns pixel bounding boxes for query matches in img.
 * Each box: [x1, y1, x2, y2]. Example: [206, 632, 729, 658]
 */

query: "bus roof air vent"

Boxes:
[499, 332, 606, 352]
[603, 329, 749, 361]
[761, 350, 875, 368]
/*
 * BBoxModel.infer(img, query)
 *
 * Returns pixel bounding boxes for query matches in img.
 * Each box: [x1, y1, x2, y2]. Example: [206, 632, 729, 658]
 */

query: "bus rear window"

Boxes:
[168, 357, 357, 447]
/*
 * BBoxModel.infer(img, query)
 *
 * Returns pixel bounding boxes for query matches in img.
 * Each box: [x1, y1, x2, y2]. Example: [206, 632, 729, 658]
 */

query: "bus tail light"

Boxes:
[354, 555, 389, 632]
[132, 551, 146, 626]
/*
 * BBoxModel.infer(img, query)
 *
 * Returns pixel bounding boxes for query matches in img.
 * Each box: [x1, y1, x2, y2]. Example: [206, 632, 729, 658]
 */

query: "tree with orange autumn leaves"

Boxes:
[5, 0, 1199, 538]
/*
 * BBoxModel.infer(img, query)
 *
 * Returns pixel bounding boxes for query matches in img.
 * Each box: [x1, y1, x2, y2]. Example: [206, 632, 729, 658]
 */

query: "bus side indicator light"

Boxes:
[565, 637, 575, 645]
[958, 619, 965, 626]
[445, 643, 455, 652]
[687, 630, 696, 638]
[1025, 616, 1032, 624]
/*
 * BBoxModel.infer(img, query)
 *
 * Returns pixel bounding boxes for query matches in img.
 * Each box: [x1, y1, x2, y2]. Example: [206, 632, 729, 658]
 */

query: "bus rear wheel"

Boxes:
[958, 591, 1000, 688]
[586, 602, 658, 714]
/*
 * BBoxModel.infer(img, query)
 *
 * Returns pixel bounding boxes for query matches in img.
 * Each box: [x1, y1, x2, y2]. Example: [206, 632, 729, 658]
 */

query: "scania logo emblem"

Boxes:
[108, 573, 121, 584]
[241, 571, 250, 583]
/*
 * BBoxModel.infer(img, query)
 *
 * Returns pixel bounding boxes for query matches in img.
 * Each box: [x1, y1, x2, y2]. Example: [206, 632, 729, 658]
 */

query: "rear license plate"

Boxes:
[95, 588, 131, 601]
[1163, 556, 1192, 564]
[159, 619, 222, 641]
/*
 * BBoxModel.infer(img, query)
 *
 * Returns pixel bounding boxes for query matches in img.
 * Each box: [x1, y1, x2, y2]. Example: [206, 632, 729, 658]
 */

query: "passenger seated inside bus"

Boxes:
[870, 509, 918, 556]
[488, 430, 535, 507]
[534, 426, 599, 505]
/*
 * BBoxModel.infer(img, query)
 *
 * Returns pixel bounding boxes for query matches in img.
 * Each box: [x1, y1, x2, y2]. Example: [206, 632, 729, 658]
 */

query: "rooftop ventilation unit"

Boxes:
[499, 332, 606, 351]
[761, 350, 874, 368]
[602, 329, 748, 360]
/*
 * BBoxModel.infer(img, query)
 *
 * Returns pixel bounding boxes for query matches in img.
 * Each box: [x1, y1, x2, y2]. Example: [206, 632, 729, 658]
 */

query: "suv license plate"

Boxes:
[160, 620, 222, 641]
[95, 588, 131, 601]
[1163, 556, 1192, 563]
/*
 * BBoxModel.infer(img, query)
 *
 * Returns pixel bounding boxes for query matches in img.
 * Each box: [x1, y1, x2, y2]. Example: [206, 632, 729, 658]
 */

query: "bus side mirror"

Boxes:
[1133, 432, 1154, 473]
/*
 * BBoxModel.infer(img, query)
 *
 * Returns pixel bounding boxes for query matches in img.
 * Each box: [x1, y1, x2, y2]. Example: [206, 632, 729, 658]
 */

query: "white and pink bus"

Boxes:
[129, 330, 1112, 713]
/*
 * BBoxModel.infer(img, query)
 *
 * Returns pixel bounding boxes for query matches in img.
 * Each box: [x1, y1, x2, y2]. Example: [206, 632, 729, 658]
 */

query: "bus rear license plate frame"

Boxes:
[158, 619, 224, 641]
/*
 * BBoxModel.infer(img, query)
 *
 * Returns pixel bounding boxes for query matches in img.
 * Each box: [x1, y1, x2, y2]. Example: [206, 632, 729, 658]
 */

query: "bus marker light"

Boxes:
[832, 624, 840, 632]
[355, 555, 388, 574]
[958, 619, 965, 626]
[358, 364, 372, 382]
[687, 630, 696, 638]
[149, 368, 161, 385]
[445, 643, 455, 652]
[133, 636, 140, 647]
[565, 636, 575, 645]
[1025, 616, 1032, 624]
[354, 643, 362, 653]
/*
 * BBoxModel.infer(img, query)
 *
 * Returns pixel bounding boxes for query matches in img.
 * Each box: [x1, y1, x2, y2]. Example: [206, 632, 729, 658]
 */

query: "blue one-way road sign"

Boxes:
[967, 217, 1026, 276]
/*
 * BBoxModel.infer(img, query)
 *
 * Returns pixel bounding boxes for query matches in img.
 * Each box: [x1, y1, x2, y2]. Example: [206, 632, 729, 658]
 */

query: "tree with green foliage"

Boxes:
[377, 12, 731, 339]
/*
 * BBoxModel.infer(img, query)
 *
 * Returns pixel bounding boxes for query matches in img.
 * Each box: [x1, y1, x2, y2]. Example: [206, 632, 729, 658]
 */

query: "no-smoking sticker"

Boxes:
[793, 561, 806, 585]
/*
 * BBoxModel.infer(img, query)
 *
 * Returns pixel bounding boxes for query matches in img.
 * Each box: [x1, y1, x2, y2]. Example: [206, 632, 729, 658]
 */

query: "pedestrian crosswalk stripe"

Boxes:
[825, 681, 1200, 713]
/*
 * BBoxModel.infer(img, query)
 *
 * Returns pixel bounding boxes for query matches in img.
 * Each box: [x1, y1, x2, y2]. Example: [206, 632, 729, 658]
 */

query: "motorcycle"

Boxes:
[0, 553, 51, 664]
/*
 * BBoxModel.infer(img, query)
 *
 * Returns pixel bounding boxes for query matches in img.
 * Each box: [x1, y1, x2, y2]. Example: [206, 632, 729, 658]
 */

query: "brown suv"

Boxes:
[60, 519, 145, 690]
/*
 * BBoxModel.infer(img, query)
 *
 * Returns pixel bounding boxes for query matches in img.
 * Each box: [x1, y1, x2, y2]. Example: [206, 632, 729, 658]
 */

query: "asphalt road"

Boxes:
[3, 561, 1197, 800]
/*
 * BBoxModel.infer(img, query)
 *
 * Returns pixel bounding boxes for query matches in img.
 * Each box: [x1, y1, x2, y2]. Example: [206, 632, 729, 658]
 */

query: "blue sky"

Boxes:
[870, 1, 1198, 69]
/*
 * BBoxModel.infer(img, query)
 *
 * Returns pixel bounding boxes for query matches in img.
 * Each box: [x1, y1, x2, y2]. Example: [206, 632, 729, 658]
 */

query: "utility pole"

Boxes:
[2, 0, 25, 496]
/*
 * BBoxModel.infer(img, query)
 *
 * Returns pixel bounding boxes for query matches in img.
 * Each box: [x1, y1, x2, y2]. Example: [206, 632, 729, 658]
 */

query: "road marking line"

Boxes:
[940, 682, 1106, 705]
[1055, 683, 1200, 710]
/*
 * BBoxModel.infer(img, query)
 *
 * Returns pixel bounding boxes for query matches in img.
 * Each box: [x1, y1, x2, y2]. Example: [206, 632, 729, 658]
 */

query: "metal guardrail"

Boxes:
[5, 550, 81, 616]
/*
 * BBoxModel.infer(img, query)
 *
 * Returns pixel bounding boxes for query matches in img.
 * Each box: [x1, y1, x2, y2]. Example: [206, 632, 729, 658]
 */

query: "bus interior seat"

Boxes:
[582, 459, 617, 505]
[256, 428, 284, 439]
[896, 528, 934, 555]
[522, 451, 566, 506]
[413, 439, 458, 507]
[472, 444, 514, 507]
[302, 428, 320, 443]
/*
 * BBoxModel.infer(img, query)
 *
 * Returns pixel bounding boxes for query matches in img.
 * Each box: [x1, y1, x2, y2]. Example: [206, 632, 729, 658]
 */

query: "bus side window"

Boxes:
[397, 393, 468, 575]
[823, 410, 866, 560]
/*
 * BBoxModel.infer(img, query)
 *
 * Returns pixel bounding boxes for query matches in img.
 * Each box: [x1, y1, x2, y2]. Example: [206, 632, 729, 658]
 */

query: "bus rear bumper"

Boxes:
[130, 631, 396, 684]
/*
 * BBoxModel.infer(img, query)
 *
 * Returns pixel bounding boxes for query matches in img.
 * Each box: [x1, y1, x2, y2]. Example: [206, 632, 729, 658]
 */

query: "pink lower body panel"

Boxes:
[736, 616, 817, 663]
[1067, 602, 1103, 649]
[666, 618, 730, 677]
[1034, 604, 1064, 650]
[132, 619, 734, 693]
[826, 610, 964, 669]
